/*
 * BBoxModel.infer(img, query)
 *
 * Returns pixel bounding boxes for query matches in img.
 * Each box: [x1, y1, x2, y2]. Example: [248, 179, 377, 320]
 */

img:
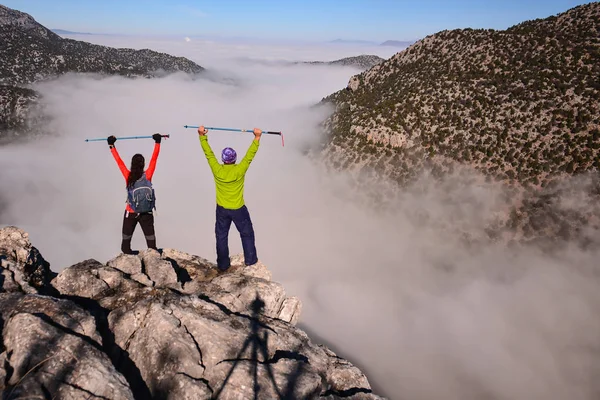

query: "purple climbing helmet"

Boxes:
[221, 147, 237, 164]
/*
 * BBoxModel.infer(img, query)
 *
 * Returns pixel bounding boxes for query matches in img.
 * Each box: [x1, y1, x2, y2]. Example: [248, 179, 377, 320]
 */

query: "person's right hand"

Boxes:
[253, 128, 262, 139]
[107, 135, 117, 146]
[198, 126, 208, 136]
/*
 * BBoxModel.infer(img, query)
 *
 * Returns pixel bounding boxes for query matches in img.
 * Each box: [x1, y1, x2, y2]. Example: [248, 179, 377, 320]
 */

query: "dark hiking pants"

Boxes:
[215, 205, 258, 270]
[121, 211, 156, 254]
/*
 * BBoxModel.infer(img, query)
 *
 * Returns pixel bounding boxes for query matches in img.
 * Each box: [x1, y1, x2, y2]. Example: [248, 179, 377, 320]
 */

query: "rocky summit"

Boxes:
[0, 4, 204, 137]
[0, 226, 382, 399]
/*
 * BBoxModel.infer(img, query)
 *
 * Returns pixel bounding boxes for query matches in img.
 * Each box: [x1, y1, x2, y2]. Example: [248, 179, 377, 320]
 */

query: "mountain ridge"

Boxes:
[318, 2, 600, 245]
[235, 55, 386, 71]
[51, 28, 94, 35]
[321, 2, 600, 187]
[0, 4, 204, 138]
[300, 55, 385, 70]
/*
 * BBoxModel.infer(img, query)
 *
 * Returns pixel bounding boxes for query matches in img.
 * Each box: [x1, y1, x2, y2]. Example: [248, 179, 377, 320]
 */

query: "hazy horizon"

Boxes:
[48, 29, 414, 47]
[50, 32, 402, 66]
[2, 0, 592, 41]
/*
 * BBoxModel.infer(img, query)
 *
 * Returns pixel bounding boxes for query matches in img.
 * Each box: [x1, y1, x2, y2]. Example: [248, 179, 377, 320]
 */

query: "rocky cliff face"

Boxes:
[0, 4, 204, 138]
[0, 226, 382, 399]
[0, 85, 39, 135]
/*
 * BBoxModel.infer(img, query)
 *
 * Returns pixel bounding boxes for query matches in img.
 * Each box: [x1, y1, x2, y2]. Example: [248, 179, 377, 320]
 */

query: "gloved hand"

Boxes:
[153, 133, 162, 144]
[107, 135, 117, 146]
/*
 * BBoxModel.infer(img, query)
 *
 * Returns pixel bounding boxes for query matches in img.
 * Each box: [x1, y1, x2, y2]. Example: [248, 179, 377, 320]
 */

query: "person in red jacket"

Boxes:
[107, 134, 162, 254]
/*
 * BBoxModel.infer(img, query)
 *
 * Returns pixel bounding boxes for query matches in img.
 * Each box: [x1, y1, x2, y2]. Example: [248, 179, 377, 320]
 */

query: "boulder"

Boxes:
[141, 249, 179, 288]
[278, 296, 303, 325]
[108, 253, 143, 275]
[0, 226, 55, 294]
[161, 248, 218, 283]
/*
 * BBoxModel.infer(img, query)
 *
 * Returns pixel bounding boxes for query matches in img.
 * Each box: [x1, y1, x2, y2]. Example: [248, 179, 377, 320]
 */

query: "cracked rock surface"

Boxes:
[0, 226, 383, 399]
[0, 293, 133, 399]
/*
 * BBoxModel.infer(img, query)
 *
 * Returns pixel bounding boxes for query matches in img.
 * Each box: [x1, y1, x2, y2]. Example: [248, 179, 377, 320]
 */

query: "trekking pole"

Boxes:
[183, 125, 284, 147]
[84, 134, 170, 142]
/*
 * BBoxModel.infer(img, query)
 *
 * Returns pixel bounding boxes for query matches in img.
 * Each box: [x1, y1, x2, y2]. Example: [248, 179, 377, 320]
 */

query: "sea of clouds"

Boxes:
[1, 35, 600, 400]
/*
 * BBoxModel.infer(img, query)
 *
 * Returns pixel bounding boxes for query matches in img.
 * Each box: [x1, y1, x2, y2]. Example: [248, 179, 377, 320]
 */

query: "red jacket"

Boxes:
[111, 144, 160, 213]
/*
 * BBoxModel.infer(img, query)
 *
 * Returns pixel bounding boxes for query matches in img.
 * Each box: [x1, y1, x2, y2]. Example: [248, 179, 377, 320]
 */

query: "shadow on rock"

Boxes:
[60, 294, 153, 399]
[214, 295, 314, 400]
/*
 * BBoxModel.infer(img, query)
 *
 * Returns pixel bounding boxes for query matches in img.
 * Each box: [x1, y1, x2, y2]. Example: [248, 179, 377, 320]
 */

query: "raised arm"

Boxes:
[198, 126, 220, 174]
[145, 134, 162, 180]
[238, 128, 262, 174]
[108, 136, 129, 181]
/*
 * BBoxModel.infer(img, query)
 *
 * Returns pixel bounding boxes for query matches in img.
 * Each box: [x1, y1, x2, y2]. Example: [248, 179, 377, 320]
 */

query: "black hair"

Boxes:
[127, 154, 145, 188]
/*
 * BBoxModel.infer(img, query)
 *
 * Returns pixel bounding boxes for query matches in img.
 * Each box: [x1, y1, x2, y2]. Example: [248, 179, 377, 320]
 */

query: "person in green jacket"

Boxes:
[198, 125, 262, 270]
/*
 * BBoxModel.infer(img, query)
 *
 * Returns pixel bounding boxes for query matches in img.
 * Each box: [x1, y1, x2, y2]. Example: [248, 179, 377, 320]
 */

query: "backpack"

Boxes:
[126, 173, 156, 213]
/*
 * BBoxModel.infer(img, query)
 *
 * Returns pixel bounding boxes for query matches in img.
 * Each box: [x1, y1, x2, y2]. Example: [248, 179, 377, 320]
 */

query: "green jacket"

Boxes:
[200, 135, 260, 209]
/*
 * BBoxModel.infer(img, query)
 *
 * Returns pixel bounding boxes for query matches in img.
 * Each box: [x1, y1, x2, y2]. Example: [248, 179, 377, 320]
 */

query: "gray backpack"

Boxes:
[126, 174, 156, 213]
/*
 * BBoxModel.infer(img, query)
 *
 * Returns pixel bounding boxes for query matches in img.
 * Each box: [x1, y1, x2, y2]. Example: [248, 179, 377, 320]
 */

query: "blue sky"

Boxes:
[2, 0, 592, 41]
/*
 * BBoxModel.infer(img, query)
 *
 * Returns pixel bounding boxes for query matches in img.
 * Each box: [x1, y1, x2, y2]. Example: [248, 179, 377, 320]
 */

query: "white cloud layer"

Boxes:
[57, 33, 400, 66]
[1, 37, 600, 399]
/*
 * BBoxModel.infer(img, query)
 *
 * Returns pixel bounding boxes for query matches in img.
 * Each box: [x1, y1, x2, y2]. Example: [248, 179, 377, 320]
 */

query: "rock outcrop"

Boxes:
[0, 226, 56, 294]
[0, 85, 39, 138]
[0, 226, 383, 399]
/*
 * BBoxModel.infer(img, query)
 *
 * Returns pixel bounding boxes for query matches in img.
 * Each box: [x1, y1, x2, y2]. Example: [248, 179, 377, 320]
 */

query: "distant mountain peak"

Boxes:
[302, 55, 386, 70]
[51, 28, 93, 35]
